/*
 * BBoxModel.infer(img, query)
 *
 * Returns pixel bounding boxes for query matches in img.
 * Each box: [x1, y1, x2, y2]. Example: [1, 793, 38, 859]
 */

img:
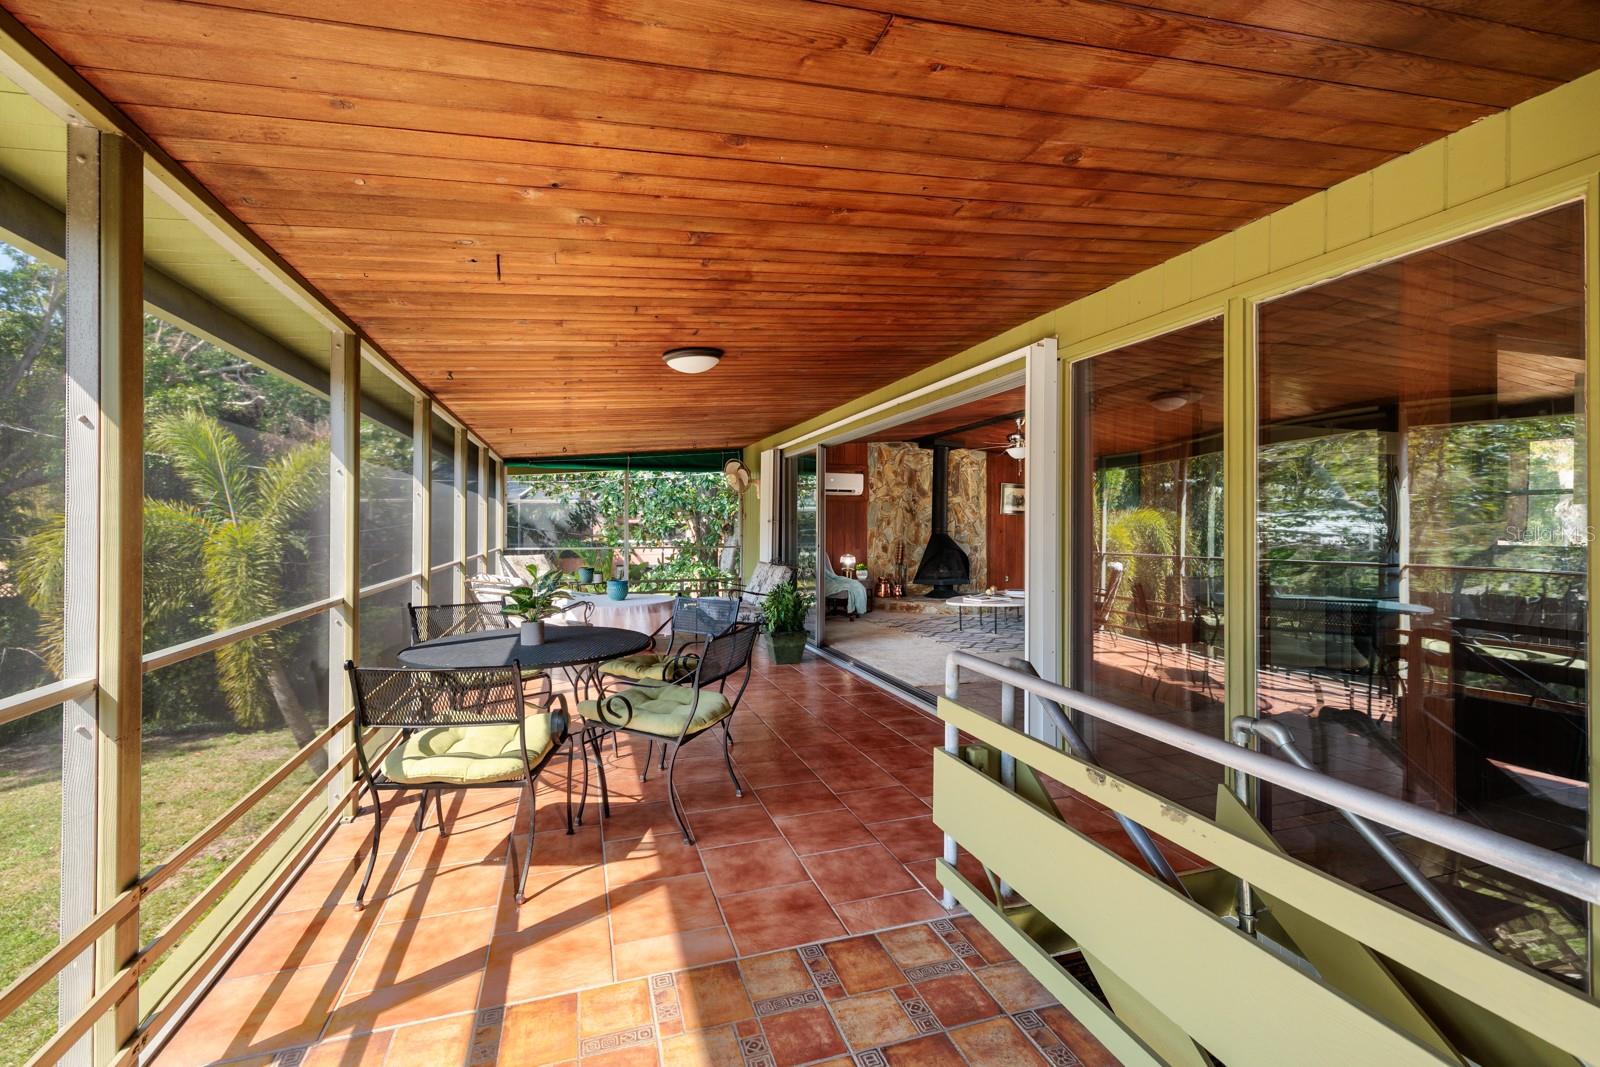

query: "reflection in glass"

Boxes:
[1257, 203, 1587, 981]
[789, 453, 820, 640]
[1072, 318, 1226, 816]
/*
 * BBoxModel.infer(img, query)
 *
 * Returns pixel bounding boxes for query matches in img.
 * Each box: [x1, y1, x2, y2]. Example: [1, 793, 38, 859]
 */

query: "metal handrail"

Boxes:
[998, 658, 1188, 896]
[940, 651, 1600, 907]
[1231, 716, 1488, 946]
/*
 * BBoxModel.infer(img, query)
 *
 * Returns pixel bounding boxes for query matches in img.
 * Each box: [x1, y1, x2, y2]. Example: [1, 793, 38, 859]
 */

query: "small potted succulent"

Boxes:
[502, 571, 566, 645]
[761, 581, 811, 664]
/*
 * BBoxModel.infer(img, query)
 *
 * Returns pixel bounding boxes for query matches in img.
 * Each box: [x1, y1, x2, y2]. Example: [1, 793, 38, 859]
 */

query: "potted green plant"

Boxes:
[761, 581, 811, 664]
[502, 571, 566, 645]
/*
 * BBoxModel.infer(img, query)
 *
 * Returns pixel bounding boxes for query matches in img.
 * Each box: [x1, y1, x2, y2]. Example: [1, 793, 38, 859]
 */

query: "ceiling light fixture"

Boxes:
[1005, 417, 1027, 460]
[663, 346, 724, 374]
[1150, 390, 1197, 412]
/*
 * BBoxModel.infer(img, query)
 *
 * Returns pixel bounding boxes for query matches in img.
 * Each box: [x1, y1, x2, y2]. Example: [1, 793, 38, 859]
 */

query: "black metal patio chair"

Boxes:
[406, 600, 505, 644]
[344, 662, 571, 907]
[581, 621, 759, 844]
[599, 595, 740, 685]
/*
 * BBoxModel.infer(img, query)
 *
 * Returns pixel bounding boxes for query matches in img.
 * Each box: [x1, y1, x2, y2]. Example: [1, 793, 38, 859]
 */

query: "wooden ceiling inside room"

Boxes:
[862, 386, 1027, 449]
[8, 1, 1598, 457]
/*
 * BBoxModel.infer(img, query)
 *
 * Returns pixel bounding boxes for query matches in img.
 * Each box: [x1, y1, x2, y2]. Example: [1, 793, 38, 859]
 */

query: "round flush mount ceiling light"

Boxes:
[663, 346, 724, 374]
[1150, 390, 1198, 412]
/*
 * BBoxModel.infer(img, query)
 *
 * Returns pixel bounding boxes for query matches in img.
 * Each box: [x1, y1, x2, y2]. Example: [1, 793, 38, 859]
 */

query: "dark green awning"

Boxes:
[507, 449, 743, 474]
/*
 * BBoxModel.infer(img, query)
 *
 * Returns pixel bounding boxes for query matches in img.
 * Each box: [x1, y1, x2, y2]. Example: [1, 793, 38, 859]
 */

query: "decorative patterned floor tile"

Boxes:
[754, 989, 824, 1016]
[902, 960, 966, 983]
[738, 1031, 777, 1067]
[579, 1024, 656, 1056]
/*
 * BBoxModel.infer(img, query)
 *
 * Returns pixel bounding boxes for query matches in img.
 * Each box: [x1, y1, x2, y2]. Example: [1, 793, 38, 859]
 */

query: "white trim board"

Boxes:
[776, 345, 1037, 451]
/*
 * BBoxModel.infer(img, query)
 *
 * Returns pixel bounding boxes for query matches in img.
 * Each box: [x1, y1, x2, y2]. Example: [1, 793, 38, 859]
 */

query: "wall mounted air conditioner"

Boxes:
[824, 472, 864, 496]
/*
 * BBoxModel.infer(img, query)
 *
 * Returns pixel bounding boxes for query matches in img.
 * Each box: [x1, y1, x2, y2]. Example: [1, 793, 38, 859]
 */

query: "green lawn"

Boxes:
[0, 727, 311, 1066]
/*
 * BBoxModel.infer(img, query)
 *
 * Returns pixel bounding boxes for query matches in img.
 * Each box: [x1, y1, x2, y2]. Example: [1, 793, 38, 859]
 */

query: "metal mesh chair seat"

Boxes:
[345, 662, 570, 906]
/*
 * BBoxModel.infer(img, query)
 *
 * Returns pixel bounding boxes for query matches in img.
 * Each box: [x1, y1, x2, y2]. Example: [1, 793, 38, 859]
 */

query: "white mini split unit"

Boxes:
[823, 472, 865, 496]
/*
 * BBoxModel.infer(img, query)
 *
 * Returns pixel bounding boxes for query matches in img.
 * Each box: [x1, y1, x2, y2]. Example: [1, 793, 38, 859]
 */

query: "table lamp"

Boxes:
[839, 553, 856, 574]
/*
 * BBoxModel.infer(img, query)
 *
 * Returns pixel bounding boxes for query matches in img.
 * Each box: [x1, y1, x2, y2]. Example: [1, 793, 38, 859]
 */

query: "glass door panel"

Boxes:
[1070, 317, 1226, 815]
[786, 451, 822, 643]
[1256, 202, 1587, 979]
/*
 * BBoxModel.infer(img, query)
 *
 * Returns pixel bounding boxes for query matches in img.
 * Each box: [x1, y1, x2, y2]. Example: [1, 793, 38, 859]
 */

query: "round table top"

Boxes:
[946, 594, 1025, 608]
[397, 624, 650, 671]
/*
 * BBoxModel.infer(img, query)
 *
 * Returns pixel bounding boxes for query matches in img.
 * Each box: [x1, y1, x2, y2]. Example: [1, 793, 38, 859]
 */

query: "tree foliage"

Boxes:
[19, 411, 328, 748]
[2, 239, 333, 739]
[510, 469, 740, 578]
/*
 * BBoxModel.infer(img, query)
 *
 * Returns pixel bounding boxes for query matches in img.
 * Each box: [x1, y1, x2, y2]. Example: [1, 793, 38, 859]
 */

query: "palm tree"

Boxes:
[20, 410, 328, 762]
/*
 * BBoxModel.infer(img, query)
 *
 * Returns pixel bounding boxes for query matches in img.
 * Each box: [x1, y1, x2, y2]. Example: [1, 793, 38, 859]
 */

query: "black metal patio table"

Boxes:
[398, 624, 650, 824]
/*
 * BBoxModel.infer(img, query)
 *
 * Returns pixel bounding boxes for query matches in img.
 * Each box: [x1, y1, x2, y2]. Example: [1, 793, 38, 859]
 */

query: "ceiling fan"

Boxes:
[973, 416, 1027, 460]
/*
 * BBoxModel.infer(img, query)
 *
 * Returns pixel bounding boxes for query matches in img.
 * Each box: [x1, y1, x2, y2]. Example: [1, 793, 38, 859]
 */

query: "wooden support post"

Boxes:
[327, 330, 359, 813]
[68, 124, 144, 1065]
[413, 395, 431, 608]
[59, 122, 101, 1067]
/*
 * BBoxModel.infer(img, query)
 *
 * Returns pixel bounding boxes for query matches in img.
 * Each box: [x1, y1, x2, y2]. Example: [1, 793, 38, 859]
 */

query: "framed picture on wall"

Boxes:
[1001, 483, 1025, 515]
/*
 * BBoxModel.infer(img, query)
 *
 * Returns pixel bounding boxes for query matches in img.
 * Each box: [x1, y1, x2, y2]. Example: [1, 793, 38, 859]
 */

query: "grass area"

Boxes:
[0, 727, 311, 1066]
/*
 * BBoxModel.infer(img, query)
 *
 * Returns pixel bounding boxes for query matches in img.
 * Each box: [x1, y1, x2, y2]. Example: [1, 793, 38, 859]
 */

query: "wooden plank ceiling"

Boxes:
[862, 386, 1026, 449]
[10, 0, 1599, 457]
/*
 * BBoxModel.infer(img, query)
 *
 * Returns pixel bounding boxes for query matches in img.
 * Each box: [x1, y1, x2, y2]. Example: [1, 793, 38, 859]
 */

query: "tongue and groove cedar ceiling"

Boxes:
[10, 0, 1600, 457]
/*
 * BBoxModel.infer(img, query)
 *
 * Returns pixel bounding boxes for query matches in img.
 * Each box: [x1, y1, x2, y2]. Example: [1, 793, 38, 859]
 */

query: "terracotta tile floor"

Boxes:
[154, 655, 1122, 1066]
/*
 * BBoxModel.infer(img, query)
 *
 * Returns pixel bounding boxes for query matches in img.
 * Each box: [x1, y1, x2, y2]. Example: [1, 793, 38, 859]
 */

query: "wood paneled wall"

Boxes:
[987, 451, 1026, 590]
[823, 441, 868, 573]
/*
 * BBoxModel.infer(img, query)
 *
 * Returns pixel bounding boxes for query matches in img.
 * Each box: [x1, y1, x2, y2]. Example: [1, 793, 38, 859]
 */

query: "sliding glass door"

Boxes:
[781, 448, 824, 645]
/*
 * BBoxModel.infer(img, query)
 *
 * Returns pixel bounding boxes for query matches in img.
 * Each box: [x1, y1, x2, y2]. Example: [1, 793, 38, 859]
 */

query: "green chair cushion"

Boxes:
[382, 713, 558, 785]
[600, 653, 678, 682]
[580, 685, 732, 739]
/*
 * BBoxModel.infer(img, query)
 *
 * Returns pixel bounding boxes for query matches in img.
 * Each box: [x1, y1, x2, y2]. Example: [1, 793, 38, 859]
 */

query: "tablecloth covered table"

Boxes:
[554, 592, 674, 635]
